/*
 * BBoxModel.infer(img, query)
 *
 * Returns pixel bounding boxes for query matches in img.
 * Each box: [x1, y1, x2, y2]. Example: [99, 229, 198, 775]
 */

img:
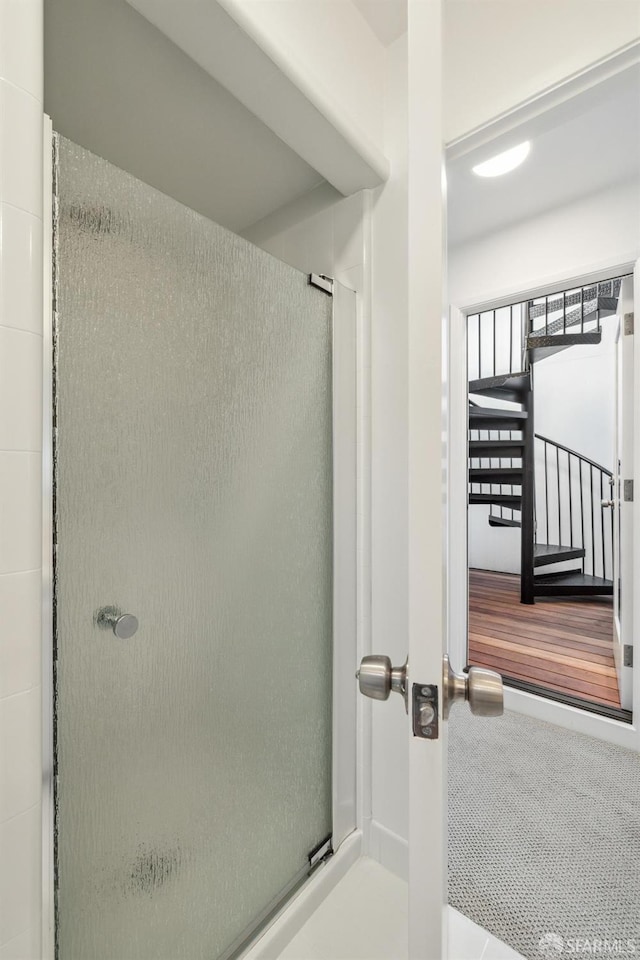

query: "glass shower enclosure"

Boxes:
[53, 135, 340, 960]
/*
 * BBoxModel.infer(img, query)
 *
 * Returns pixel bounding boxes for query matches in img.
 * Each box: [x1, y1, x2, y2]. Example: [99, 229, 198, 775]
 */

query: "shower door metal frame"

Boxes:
[42, 113, 55, 960]
[41, 117, 359, 959]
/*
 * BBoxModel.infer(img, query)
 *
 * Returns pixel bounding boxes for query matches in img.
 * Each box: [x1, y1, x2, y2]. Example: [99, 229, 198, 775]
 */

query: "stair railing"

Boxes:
[467, 277, 621, 597]
[535, 434, 613, 581]
[468, 304, 527, 380]
[473, 433, 614, 582]
[469, 430, 613, 580]
[468, 278, 624, 383]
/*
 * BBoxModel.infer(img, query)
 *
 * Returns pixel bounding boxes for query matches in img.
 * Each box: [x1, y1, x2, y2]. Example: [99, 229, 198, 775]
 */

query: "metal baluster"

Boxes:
[492, 310, 496, 377]
[544, 441, 549, 544]
[580, 285, 584, 333]
[590, 465, 595, 576]
[562, 290, 566, 334]
[556, 445, 561, 546]
[600, 471, 605, 579]
[478, 314, 482, 379]
[509, 305, 513, 374]
[568, 453, 573, 547]
[579, 459, 585, 570]
[610, 485, 614, 580]
[545, 296, 548, 336]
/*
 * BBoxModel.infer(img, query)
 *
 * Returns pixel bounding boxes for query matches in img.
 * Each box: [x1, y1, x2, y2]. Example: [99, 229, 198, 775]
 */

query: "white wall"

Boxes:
[536, 321, 616, 472]
[450, 178, 640, 308]
[445, 0, 640, 143]
[0, 1, 44, 957]
[242, 183, 367, 295]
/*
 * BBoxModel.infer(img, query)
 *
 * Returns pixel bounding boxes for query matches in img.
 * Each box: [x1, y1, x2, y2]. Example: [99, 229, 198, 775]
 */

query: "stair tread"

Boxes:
[469, 407, 528, 429]
[469, 493, 522, 506]
[488, 516, 521, 528]
[527, 330, 602, 364]
[529, 293, 617, 319]
[530, 306, 599, 337]
[533, 571, 613, 595]
[529, 298, 616, 337]
[533, 543, 586, 566]
[468, 372, 529, 400]
[469, 372, 528, 388]
[469, 467, 523, 482]
[468, 442, 524, 460]
[469, 406, 527, 417]
[527, 331, 602, 348]
[469, 439, 524, 450]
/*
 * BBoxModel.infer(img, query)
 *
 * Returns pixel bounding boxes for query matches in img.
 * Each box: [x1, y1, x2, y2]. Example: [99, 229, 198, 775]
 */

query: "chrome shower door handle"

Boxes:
[97, 608, 139, 639]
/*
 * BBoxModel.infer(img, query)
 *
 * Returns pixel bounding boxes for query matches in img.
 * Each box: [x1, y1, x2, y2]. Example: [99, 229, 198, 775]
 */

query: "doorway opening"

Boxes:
[466, 274, 633, 722]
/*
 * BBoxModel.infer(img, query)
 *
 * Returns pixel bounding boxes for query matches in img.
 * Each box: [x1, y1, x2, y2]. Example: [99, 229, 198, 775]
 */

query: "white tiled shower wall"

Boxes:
[0, 1, 44, 957]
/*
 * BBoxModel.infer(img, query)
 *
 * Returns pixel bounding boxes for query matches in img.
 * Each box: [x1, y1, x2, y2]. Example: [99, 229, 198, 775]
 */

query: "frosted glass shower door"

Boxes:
[54, 137, 334, 960]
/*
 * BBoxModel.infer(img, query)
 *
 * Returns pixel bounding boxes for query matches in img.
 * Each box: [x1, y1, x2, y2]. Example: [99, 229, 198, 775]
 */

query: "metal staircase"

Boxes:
[468, 279, 620, 604]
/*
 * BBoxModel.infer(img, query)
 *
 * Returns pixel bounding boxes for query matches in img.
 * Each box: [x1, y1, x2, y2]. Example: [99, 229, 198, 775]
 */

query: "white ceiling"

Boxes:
[447, 64, 640, 247]
[47, 0, 637, 249]
[45, 0, 325, 234]
[352, 0, 407, 46]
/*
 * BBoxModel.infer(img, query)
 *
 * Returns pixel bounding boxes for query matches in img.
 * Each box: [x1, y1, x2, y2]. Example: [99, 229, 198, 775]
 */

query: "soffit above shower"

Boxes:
[125, 0, 389, 194]
[44, 0, 329, 234]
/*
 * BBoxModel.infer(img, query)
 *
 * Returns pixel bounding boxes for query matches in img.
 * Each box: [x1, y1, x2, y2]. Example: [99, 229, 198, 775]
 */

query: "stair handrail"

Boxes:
[534, 433, 613, 582]
[468, 427, 614, 583]
[534, 433, 613, 478]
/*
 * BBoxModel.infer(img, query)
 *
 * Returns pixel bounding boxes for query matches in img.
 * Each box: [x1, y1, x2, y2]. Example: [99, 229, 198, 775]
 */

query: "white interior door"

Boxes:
[613, 273, 636, 711]
[407, 3, 447, 955]
[357, 7, 504, 959]
[357, 4, 449, 954]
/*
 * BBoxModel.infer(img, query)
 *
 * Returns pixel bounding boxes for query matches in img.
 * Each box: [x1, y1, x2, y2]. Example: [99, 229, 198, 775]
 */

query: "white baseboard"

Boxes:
[504, 686, 640, 752]
[366, 819, 408, 882]
[243, 830, 363, 960]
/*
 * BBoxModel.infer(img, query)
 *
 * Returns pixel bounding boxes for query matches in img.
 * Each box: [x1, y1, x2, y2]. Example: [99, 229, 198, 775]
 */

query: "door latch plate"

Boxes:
[412, 683, 439, 739]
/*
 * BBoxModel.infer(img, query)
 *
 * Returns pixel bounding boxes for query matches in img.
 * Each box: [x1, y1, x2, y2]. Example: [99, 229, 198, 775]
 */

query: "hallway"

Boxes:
[449, 707, 640, 960]
[468, 569, 619, 710]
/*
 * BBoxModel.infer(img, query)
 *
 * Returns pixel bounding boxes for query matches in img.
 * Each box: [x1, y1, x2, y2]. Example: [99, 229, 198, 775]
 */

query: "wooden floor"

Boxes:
[468, 569, 620, 709]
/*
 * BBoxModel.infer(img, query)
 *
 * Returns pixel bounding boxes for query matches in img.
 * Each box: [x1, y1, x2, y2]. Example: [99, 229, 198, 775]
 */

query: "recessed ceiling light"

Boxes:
[472, 141, 531, 178]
